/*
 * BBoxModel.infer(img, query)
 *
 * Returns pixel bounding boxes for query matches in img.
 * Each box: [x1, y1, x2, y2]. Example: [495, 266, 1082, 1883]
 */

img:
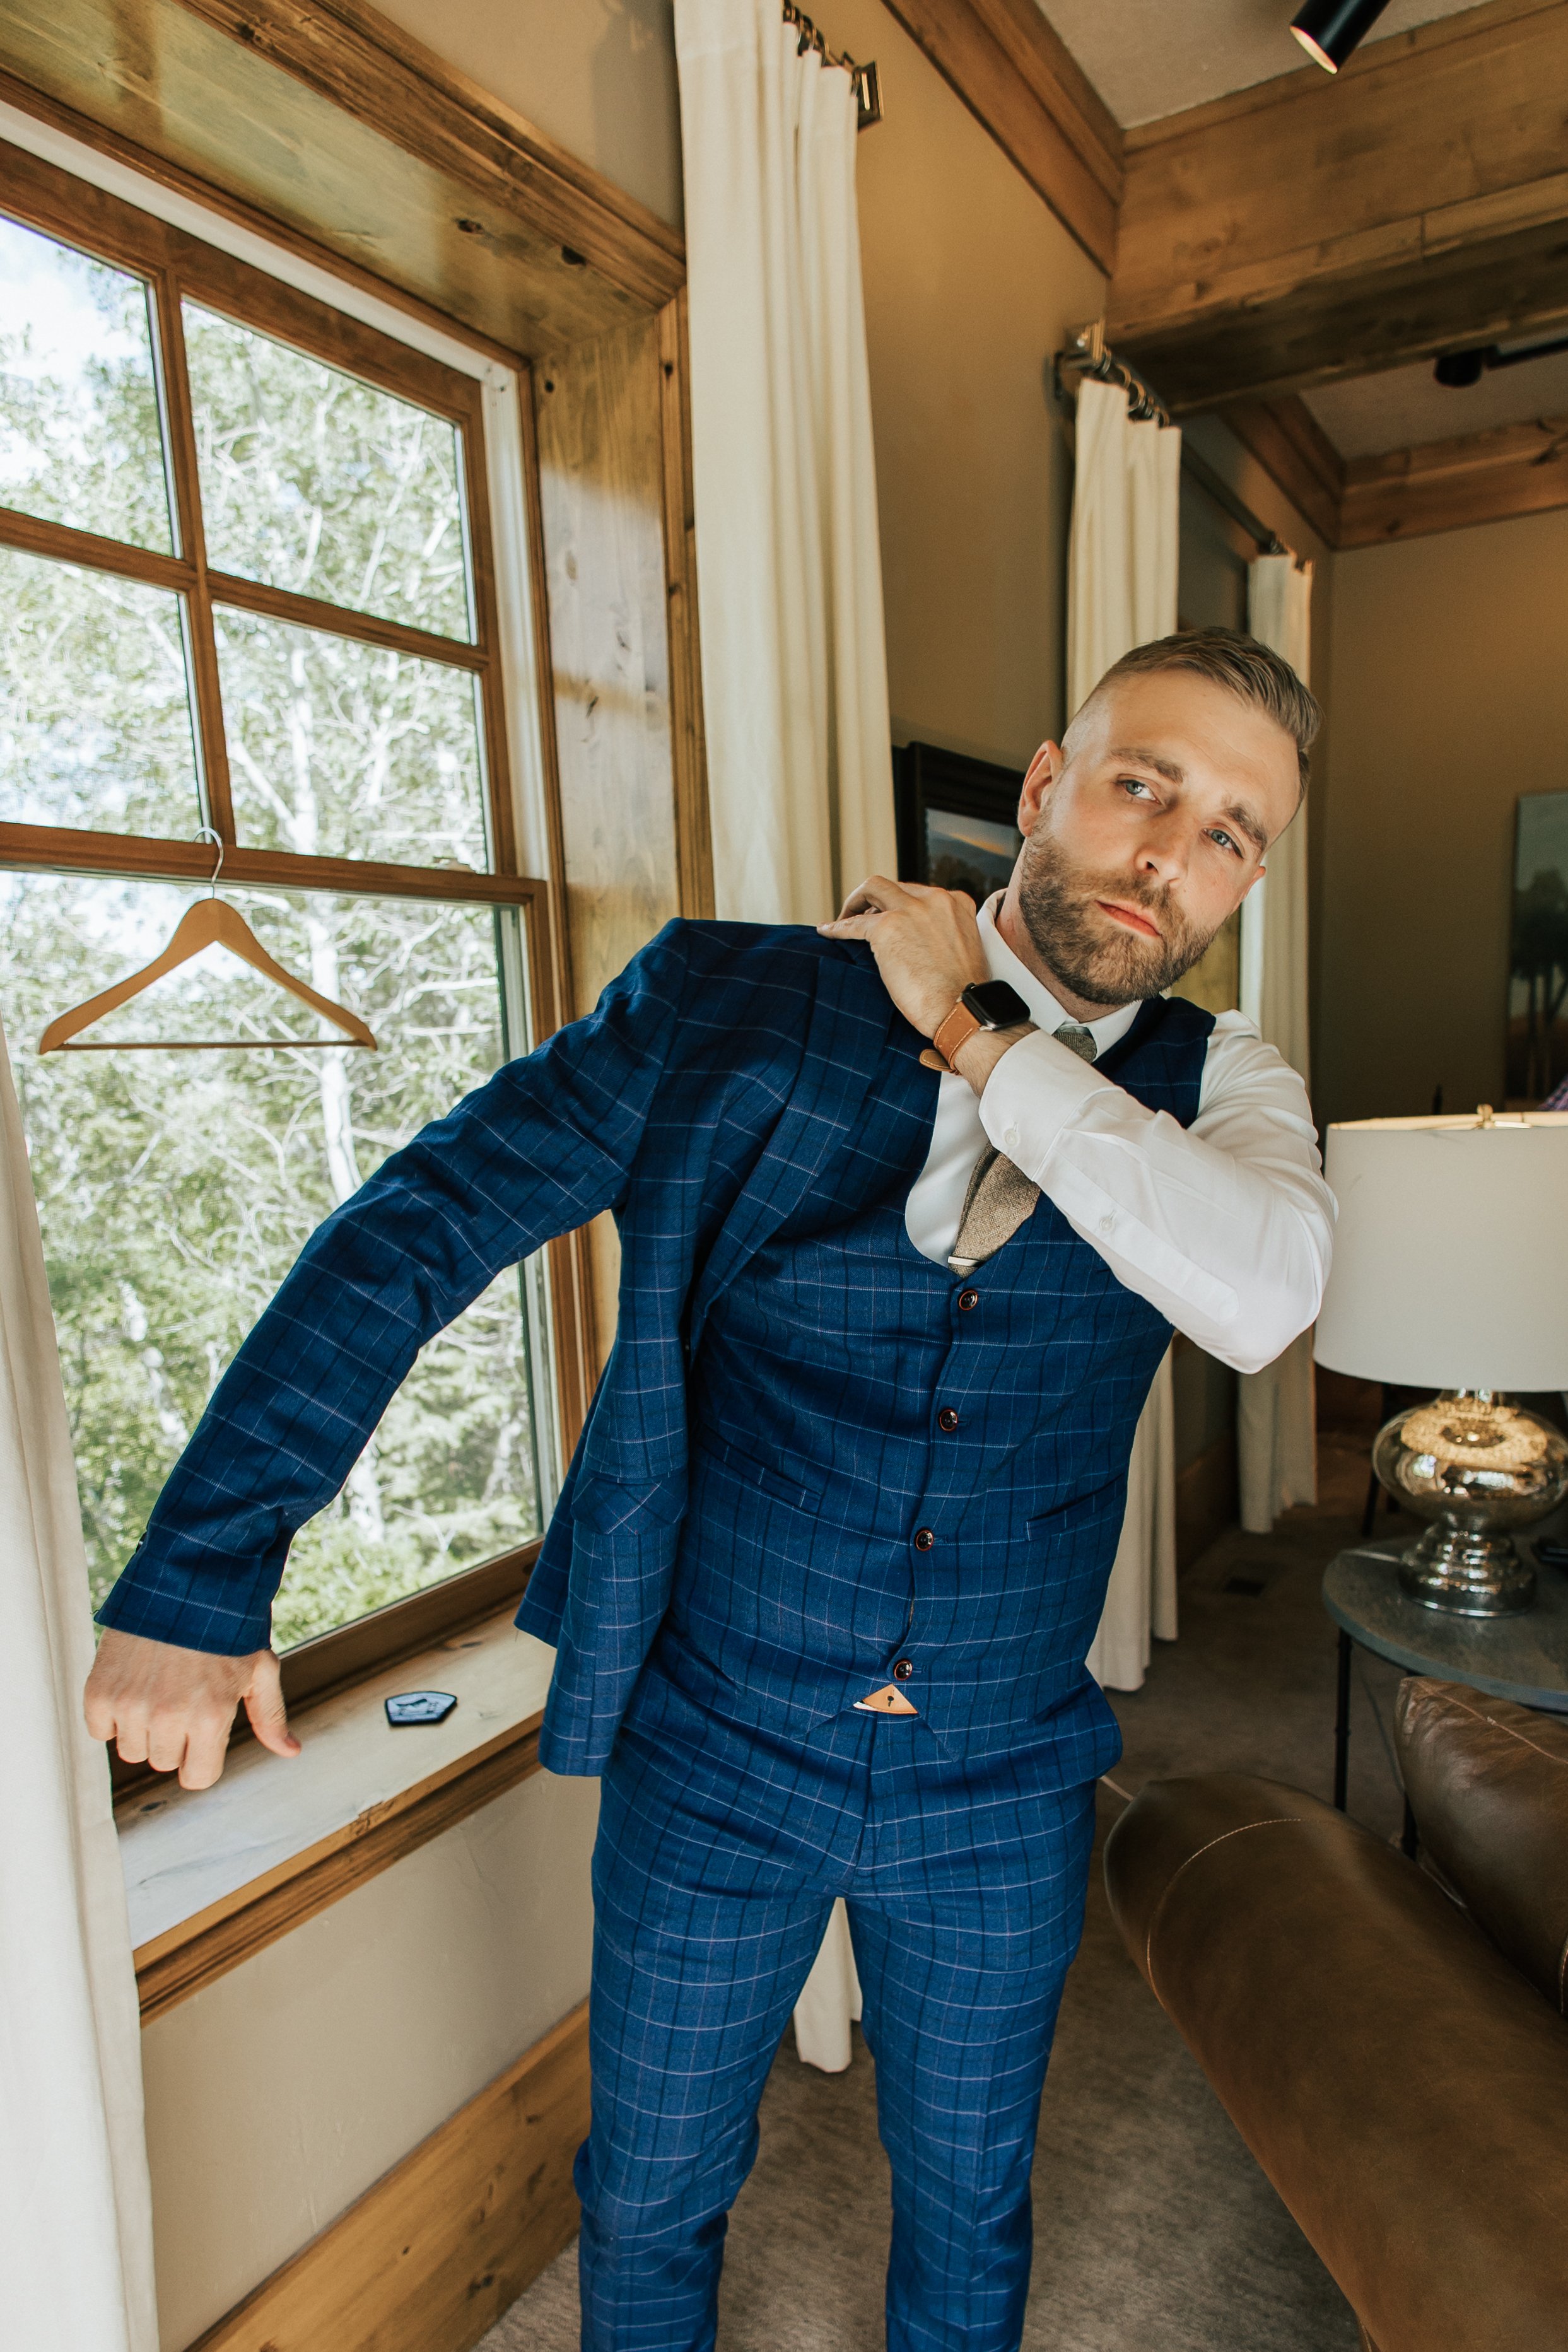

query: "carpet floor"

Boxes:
[482, 1434, 1407, 2351]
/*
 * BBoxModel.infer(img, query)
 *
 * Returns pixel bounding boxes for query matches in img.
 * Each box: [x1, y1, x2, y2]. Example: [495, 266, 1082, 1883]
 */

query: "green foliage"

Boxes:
[184, 303, 471, 640]
[0, 218, 540, 1646]
[0, 218, 173, 553]
[3, 879, 541, 1641]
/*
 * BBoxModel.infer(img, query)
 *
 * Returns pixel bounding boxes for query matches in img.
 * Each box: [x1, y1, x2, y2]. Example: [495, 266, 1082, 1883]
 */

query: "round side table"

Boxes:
[1322, 1538, 1568, 1850]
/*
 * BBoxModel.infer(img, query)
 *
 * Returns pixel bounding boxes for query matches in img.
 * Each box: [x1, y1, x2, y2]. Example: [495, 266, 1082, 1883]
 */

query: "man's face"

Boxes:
[1003, 670, 1302, 1007]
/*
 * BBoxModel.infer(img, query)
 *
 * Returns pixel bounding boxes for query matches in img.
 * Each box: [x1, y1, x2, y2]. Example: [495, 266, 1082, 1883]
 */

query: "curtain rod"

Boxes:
[782, 3, 884, 127]
[1053, 322, 1301, 565]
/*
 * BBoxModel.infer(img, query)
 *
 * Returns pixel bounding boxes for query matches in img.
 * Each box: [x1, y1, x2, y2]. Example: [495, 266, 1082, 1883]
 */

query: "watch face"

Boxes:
[961, 979, 1031, 1029]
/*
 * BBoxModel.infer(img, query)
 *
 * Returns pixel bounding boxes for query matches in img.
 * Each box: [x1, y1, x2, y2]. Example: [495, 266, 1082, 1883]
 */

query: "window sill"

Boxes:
[119, 1608, 555, 2024]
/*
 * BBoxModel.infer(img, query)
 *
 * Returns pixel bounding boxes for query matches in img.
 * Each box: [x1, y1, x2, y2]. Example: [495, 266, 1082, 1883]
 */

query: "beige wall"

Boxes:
[143, 1768, 599, 2349]
[1319, 506, 1568, 1126]
[828, 0, 1105, 768]
[373, 0, 683, 227]
[380, 0, 1105, 768]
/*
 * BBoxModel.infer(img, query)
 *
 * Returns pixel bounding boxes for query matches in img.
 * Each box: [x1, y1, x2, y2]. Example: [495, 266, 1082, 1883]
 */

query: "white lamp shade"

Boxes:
[1315, 1114, 1568, 1391]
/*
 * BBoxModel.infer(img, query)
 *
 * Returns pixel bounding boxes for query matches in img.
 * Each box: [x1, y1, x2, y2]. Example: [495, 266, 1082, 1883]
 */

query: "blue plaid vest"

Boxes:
[659, 993, 1215, 1767]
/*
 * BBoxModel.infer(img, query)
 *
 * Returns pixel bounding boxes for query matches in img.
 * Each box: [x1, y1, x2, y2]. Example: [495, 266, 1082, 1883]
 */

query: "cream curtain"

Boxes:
[0, 1015, 157, 2351]
[675, 0, 897, 2073]
[1068, 377, 1184, 1694]
[674, 0, 896, 927]
[1237, 554, 1317, 1533]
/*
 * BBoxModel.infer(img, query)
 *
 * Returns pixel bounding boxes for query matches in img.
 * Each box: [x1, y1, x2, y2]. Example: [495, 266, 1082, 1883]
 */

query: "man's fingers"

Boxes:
[146, 1716, 190, 1776]
[244, 1652, 301, 1760]
[107, 1715, 150, 1765]
[833, 873, 913, 921]
[178, 1712, 236, 1791]
[816, 913, 878, 940]
[83, 1682, 119, 1745]
[83, 1630, 284, 1788]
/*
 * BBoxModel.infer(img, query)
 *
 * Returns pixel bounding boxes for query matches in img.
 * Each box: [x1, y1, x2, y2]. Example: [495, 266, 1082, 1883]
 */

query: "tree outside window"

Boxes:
[0, 165, 550, 1647]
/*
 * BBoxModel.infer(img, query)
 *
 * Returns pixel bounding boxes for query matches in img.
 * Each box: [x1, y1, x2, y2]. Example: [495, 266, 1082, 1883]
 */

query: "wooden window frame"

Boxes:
[0, 134, 575, 1745]
[0, 134, 525, 889]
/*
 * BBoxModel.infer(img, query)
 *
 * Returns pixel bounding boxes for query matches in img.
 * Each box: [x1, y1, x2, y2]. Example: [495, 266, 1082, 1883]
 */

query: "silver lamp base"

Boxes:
[1372, 1391, 1568, 1618]
[1396, 1525, 1537, 1617]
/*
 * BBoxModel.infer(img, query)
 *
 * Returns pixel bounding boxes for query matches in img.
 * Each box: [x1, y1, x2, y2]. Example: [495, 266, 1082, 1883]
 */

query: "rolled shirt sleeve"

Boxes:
[978, 1012, 1335, 1374]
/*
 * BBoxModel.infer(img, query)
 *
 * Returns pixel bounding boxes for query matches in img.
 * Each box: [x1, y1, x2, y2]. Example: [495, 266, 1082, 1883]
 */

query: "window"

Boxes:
[0, 139, 557, 1650]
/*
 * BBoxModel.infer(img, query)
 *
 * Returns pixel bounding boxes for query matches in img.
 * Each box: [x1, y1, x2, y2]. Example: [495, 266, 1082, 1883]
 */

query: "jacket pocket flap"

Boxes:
[570, 1471, 687, 1536]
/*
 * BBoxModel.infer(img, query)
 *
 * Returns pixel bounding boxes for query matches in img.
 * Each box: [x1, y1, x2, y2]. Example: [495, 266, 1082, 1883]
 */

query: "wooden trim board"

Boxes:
[658, 290, 715, 923]
[1221, 397, 1345, 552]
[879, 0, 1122, 274]
[167, 0, 682, 307]
[1206, 398, 1568, 553]
[0, 0, 681, 357]
[187, 1999, 590, 2352]
[120, 1610, 556, 2022]
[1338, 411, 1568, 546]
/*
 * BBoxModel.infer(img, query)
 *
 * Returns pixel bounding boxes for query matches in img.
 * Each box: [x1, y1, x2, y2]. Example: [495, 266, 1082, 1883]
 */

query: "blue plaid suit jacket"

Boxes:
[101, 923, 942, 1764]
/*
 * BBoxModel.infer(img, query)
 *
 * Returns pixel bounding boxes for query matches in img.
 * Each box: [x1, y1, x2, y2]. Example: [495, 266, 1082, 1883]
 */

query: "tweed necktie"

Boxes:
[946, 1021, 1098, 1275]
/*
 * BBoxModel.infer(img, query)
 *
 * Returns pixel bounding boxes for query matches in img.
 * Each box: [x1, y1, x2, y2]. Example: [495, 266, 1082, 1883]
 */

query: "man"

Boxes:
[87, 627, 1333, 2352]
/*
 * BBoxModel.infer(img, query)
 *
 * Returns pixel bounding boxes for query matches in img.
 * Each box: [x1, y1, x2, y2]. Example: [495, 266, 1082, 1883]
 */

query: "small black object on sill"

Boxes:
[385, 1691, 459, 1727]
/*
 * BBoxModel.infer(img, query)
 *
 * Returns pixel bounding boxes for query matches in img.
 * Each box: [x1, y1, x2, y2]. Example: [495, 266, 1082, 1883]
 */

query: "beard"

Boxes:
[1014, 835, 1219, 1005]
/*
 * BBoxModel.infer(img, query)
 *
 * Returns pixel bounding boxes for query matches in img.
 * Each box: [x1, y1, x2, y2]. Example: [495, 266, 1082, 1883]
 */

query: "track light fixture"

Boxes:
[1289, 0, 1393, 74]
[1432, 332, 1568, 389]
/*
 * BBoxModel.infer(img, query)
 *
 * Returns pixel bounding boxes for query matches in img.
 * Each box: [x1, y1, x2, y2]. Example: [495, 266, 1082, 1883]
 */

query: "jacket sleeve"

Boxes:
[96, 923, 692, 1655]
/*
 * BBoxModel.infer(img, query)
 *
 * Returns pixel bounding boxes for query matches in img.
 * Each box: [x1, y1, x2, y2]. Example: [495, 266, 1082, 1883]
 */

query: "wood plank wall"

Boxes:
[532, 311, 691, 1372]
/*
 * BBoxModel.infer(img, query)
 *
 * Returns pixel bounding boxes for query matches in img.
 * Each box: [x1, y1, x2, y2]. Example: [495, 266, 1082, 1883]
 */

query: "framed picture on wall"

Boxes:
[893, 742, 1024, 904]
[1507, 790, 1568, 1103]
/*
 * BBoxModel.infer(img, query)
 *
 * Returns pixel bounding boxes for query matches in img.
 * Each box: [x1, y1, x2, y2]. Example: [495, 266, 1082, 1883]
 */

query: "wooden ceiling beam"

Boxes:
[1108, 0, 1568, 411]
[1338, 412, 1568, 546]
[1222, 397, 1345, 549]
[1207, 392, 1568, 550]
[880, 0, 1123, 274]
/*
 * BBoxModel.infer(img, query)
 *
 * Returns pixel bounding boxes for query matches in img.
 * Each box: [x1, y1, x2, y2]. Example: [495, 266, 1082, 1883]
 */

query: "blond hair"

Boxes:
[1082, 626, 1320, 790]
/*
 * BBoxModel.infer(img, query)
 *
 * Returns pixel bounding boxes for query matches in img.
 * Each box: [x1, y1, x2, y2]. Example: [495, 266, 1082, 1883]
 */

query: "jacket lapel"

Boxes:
[687, 945, 927, 1353]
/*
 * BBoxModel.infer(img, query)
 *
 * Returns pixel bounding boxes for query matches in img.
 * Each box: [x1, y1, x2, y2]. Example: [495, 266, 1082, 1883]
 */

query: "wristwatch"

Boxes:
[930, 979, 1032, 1070]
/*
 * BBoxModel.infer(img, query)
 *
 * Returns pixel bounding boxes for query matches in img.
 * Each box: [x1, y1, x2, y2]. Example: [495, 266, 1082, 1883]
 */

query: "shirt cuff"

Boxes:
[977, 1026, 1108, 1173]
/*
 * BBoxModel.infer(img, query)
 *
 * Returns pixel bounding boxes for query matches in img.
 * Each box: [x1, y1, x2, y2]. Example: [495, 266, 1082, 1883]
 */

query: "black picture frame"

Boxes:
[893, 741, 1025, 906]
[1507, 788, 1568, 1104]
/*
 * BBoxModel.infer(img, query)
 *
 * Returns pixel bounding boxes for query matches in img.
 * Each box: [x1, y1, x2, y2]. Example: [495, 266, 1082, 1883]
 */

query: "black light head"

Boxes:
[1289, 0, 1394, 74]
[1433, 349, 1490, 389]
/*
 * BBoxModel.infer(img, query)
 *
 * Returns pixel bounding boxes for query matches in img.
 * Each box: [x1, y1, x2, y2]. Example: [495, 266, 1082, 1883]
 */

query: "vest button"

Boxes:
[892, 1658, 914, 1680]
[957, 1288, 980, 1313]
[937, 1407, 959, 1432]
[913, 1528, 935, 1551]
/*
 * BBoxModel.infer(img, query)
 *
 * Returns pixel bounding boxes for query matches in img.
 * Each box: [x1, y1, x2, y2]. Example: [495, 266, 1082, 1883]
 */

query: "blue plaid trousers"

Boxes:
[578, 1670, 1097, 2352]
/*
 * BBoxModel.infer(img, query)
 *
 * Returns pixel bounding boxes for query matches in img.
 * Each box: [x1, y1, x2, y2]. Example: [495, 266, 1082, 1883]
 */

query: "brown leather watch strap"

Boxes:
[932, 998, 981, 1068]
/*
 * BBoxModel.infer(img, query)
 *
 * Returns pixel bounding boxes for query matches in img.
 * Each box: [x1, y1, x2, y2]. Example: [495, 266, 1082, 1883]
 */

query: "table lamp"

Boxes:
[1314, 1109, 1568, 1616]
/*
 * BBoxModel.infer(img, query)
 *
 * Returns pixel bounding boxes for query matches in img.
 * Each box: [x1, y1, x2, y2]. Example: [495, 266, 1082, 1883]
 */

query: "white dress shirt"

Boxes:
[903, 896, 1334, 1375]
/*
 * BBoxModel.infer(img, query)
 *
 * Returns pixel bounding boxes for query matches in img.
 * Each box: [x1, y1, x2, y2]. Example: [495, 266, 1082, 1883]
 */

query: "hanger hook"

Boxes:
[194, 825, 225, 898]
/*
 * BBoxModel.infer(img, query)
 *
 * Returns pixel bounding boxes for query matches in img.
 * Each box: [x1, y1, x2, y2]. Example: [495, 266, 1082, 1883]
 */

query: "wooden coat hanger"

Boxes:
[38, 833, 378, 1055]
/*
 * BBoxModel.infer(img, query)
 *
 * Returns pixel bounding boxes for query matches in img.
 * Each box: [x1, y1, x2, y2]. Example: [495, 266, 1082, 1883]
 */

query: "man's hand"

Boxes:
[85, 1628, 301, 1791]
[818, 876, 991, 1039]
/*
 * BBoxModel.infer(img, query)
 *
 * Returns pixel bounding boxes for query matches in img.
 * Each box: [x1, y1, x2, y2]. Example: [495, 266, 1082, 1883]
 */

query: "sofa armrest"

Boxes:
[1104, 1775, 1568, 2352]
[1396, 1678, 1568, 2015]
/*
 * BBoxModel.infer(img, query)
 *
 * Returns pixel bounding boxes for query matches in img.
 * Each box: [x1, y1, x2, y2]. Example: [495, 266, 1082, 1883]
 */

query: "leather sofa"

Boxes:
[1103, 1677, 1568, 2352]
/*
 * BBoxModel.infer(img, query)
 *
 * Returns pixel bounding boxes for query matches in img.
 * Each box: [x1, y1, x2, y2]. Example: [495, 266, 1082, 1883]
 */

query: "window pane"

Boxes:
[0, 214, 174, 554]
[185, 303, 472, 641]
[215, 605, 489, 869]
[0, 544, 202, 834]
[3, 875, 539, 1644]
